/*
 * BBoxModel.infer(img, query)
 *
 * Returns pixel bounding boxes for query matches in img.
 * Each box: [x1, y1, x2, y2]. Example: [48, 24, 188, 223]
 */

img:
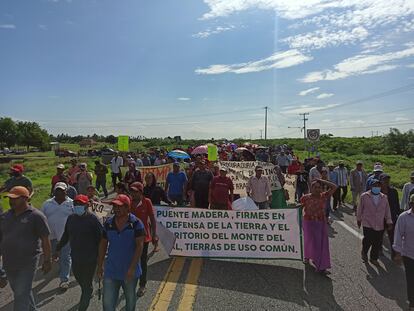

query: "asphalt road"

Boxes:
[0, 183, 408, 310]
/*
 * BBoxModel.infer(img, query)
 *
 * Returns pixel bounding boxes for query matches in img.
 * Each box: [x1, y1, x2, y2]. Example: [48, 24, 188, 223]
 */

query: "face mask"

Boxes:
[371, 187, 381, 195]
[74, 205, 85, 216]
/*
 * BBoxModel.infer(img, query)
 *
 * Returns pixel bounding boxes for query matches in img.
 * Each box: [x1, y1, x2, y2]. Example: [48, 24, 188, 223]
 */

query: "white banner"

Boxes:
[91, 201, 113, 223]
[220, 161, 282, 196]
[155, 206, 303, 260]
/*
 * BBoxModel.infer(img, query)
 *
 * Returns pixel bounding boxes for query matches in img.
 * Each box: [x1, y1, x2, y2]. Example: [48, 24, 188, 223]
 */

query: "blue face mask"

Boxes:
[74, 205, 85, 216]
[371, 187, 381, 195]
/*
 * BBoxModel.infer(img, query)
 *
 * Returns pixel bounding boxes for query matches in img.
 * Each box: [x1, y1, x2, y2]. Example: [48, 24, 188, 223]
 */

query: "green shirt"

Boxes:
[4, 175, 33, 192]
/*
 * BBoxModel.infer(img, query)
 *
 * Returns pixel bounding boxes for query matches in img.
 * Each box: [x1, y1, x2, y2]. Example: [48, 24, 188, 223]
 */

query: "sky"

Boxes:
[0, 0, 413, 139]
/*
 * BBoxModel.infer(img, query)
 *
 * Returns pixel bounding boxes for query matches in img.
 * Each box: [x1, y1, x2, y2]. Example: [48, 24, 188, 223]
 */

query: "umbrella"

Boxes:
[242, 150, 256, 161]
[167, 150, 190, 159]
[191, 145, 208, 155]
[235, 147, 248, 153]
[256, 146, 268, 150]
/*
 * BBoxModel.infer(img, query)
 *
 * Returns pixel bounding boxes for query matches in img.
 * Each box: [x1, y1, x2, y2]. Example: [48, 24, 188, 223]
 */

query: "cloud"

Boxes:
[300, 45, 414, 83]
[177, 97, 191, 101]
[0, 24, 15, 29]
[38, 24, 48, 30]
[195, 49, 312, 75]
[281, 103, 340, 114]
[408, 64, 414, 68]
[282, 27, 369, 50]
[395, 117, 409, 121]
[299, 87, 320, 96]
[193, 25, 235, 38]
[316, 93, 334, 99]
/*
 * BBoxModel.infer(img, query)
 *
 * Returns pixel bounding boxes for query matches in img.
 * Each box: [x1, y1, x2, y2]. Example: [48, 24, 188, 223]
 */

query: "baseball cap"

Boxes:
[255, 165, 264, 171]
[338, 160, 344, 165]
[219, 166, 228, 172]
[7, 186, 30, 199]
[74, 194, 89, 204]
[129, 182, 144, 192]
[10, 164, 24, 173]
[410, 194, 414, 204]
[356, 160, 363, 165]
[54, 182, 68, 191]
[327, 162, 334, 167]
[79, 163, 87, 168]
[111, 194, 131, 207]
[57, 164, 65, 169]
[373, 164, 383, 172]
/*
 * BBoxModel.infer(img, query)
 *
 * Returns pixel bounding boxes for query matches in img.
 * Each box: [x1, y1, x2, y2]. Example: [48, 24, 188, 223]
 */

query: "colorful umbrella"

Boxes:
[235, 147, 248, 153]
[191, 145, 208, 155]
[167, 150, 190, 159]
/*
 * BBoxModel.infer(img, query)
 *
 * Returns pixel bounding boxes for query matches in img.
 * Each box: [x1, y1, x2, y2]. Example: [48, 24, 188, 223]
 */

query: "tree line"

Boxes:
[0, 117, 413, 157]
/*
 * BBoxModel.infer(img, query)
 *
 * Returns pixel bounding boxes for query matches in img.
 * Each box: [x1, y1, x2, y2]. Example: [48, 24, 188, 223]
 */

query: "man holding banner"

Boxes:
[246, 165, 272, 209]
[209, 166, 234, 210]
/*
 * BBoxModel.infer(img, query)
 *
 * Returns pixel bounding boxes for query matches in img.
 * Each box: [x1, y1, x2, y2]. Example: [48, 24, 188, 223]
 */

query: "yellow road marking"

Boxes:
[149, 257, 186, 311]
[177, 258, 203, 311]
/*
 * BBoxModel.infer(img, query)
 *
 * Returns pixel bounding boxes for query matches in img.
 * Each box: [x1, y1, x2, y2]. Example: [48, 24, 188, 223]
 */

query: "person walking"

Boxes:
[190, 160, 213, 208]
[129, 182, 158, 297]
[209, 166, 234, 210]
[380, 173, 400, 259]
[94, 160, 109, 198]
[0, 186, 52, 311]
[68, 159, 80, 189]
[51, 164, 68, 196]
[97, 194, 145, 311]
[41, 182, 74, 289]
[393, 194, 414, 311]
[0, 164, 33, 195]
[75, 163, 93, 195]
[246, 165, 272, 209]
[124, 162, 142, 188]
[401, 172, 414, 211]
[357, 179, 393, 265]
[276, 151, 290, 174]
[308, 160, 324, 184]
[334, 161, 349, 207]
[165, 162, 188, 206]
[300, 179, 337, 275]
[350, 161, 368, 211]
[54, 194, 103, 311]
[110, 152, 124, 189]
[327, 163, 340, 211]
[143, 173, 172, 206]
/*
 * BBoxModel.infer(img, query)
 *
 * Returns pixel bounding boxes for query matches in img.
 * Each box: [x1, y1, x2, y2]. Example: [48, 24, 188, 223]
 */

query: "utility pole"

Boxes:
[260, 130, 263, 140]
[299, 113, 309, 152]
[264, 106, 268, 141]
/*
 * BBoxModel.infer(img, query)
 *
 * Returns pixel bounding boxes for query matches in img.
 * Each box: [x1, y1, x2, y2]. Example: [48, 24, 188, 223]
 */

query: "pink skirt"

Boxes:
[303, 220, 331, 271]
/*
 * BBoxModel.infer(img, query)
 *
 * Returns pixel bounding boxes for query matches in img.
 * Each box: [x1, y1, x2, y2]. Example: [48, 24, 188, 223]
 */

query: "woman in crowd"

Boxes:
[143, 172, 172, 205]
[124, 162, 142, 188]
[300, 178, 337, 275]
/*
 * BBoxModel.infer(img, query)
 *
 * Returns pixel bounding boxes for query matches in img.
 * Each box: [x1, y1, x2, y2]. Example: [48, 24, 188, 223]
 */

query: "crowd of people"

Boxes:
[0, 143, 414, 310]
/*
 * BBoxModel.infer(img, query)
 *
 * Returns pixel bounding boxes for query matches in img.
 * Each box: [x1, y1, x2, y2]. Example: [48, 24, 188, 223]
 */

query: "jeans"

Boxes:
[139, 242, 149, 288]
[72, 261, 96, 311]
[403, 256, 414, 307]
[111, 173, 122, 188]
[51, 239, 71, 282]
[338, 186, 348, 203]
[6, 262, 37, 311]
[255, 201, 268, 210]
[96, 178, 108, 197]
[325, 197, 331, 219]
[362, 227, 384, 261]
[332, 188, 341, 209]
[103, 277, 138, 311]
[194, 190, 209, 209]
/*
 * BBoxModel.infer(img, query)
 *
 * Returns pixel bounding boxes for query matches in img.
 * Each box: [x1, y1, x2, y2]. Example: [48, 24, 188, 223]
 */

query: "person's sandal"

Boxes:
[137, 287, 146, 297]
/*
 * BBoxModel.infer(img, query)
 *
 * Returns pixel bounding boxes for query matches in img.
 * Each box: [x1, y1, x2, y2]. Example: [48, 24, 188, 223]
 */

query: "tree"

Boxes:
[0, 117, 18, 148]
[17, 121, 50, 151]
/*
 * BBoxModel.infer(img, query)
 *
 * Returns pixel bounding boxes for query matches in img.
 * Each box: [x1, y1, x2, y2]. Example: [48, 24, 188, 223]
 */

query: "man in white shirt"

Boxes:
[402, 172, 414, 211]
[41, 182, 74, 289]
[309, 160, 324, 184]
[246, 166, 272, 209]
[110, 152, 124, 189]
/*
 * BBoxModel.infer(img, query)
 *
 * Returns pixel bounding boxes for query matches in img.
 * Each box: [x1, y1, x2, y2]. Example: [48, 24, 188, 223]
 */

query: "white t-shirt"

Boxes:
[110, 156, 123, 173]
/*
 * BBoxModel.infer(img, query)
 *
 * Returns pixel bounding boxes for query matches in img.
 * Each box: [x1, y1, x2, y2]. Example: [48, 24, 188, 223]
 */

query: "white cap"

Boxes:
[373, 164, 383, 172]
[57, 164, 65, 169]
[54, 182, 68, 191]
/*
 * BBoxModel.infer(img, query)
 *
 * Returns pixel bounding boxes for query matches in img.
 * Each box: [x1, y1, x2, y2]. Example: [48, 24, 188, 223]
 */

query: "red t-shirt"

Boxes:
[210, 176, 234, 204]
[131, 197, 155, 243]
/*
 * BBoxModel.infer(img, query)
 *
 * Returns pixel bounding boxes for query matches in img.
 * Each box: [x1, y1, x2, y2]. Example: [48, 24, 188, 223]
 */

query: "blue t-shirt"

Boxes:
[102, 214, 145, 280]
[166, 171, 188, 196]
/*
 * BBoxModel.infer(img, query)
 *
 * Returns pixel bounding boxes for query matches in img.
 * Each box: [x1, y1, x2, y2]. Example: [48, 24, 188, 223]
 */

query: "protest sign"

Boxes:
[207, 144, 218, 161]
[118, 136, 129, 152]
[155, 206, 303, 260]
[140, 163, 173, 188]
[219, 161, 282, 196]
[91, 201, 113, 223]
